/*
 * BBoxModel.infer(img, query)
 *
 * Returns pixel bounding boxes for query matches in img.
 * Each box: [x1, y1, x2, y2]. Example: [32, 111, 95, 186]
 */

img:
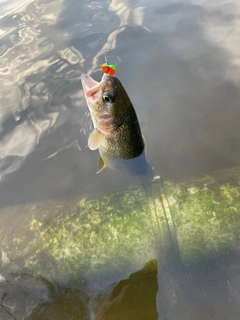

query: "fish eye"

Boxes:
[103, 91, 115, 103]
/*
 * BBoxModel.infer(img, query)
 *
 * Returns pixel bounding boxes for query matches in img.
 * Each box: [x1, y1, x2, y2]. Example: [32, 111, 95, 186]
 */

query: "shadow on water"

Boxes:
[1, 0, 240, 319]
[0, 259, 158, 320]
[0, 272, 89, 319]
[1, 230, 240, 319]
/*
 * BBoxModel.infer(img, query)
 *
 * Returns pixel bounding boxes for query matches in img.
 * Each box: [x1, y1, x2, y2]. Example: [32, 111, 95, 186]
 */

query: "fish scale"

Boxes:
[104, 108, 144, 159]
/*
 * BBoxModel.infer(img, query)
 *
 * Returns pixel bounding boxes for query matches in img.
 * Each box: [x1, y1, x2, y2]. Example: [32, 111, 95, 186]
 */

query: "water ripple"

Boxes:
[0, 0, 93, 181]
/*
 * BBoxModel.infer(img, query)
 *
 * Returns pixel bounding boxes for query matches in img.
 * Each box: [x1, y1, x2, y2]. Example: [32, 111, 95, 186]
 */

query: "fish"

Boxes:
[80, 73, 154, 182]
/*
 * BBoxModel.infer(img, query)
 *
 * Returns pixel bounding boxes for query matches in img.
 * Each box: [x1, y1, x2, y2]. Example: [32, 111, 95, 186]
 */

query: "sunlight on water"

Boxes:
[0, 0, 32, 17]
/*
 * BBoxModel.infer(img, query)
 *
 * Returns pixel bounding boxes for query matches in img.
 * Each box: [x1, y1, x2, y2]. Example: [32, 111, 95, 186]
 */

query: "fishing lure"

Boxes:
[101, 63, 116, 76]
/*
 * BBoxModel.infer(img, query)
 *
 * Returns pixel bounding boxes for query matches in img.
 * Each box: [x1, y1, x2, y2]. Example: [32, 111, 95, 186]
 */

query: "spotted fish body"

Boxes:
[81, 73, 154, 182]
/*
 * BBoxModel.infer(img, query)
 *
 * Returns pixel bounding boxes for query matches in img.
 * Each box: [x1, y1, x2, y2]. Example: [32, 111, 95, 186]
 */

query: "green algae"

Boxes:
[164, 168, 240, 264]
[1, 167, 240, 281]
[1, 189, 156, 281]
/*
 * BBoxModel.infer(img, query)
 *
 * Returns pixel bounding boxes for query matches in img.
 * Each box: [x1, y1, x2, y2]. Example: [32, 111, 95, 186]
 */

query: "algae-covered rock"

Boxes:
[163, 167, 240, 264]
[0, 189, 157, 282]
[1, 167, 240, 282]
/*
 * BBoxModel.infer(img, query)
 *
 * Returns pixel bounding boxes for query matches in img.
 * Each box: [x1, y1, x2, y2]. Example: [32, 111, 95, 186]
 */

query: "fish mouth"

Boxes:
[80, 73, 109, 99]
[80, 74, 99, 91]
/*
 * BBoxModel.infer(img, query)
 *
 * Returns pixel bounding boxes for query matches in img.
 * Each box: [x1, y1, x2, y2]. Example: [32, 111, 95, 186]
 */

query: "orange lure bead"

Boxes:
[101, 63, 116, 76]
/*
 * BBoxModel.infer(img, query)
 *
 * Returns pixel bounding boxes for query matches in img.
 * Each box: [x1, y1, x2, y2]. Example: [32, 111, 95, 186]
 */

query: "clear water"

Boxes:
[1, 0, 240, 319]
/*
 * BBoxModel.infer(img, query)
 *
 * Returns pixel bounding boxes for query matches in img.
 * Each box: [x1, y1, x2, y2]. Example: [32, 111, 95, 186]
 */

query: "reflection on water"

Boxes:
[1, 0, 240, 319]
[0, 273, 89, 319]
[0, 260, 157, 320]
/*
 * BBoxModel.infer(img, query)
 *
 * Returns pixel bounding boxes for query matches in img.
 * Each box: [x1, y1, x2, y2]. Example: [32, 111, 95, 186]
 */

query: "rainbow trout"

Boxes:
[81, 73, 154, 182]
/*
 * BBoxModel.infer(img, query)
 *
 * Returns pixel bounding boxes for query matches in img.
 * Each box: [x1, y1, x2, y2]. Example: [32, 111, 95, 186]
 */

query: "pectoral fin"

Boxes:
[88, 129, 105, 150]
[97, 156, 107, 174]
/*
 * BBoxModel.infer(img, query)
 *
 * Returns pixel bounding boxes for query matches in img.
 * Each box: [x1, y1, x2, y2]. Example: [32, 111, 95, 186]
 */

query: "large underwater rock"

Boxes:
[1, 166, 240, 282]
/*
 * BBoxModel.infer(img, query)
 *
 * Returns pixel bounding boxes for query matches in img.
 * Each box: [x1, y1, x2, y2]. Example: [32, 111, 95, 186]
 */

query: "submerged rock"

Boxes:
[0, 166, 240, 282]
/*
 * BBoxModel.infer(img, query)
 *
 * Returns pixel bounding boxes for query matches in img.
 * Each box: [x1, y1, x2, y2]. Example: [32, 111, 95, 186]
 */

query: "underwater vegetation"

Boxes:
[0, 166, 240, 282]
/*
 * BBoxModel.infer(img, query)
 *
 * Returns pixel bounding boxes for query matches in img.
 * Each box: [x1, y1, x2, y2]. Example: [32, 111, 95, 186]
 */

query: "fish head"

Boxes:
[81, 73, 131, 133]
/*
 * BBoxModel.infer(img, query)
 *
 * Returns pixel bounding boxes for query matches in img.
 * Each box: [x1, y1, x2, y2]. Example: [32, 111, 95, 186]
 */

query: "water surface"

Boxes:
[1, 0, 240, 319]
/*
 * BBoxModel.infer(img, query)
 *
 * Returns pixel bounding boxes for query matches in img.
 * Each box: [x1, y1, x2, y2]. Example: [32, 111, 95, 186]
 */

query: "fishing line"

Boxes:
[97, 23, 116, 75]
[97, 23, 108, 64]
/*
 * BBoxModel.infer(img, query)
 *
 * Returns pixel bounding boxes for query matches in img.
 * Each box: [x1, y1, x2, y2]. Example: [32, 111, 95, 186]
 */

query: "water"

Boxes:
[1, 0, 240, 318]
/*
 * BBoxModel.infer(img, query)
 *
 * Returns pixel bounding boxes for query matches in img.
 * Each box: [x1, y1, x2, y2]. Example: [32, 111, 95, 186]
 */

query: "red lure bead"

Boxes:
[101, 63, 116, 76]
